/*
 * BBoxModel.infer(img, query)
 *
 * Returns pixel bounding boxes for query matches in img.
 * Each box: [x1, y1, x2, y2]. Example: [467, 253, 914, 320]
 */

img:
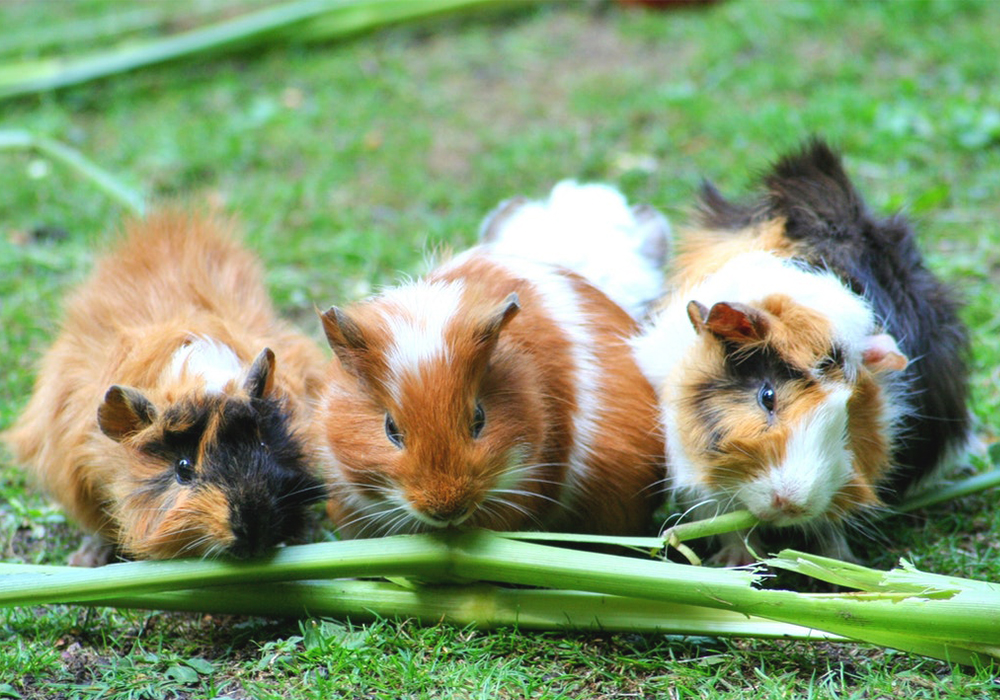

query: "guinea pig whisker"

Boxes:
[639, 474, 675, 495]
[487, 487, 562, 507]
[277, 481, 329, 503]
[339, 501, 413, 538]
[480, 496, 546, 530]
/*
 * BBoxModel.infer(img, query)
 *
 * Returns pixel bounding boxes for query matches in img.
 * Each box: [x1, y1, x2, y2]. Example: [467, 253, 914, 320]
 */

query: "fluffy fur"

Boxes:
[478, 180, 670, 318]
[5, 212, 327, 563]
[631, 139, 970, 562]
[315, 250, 665, 538]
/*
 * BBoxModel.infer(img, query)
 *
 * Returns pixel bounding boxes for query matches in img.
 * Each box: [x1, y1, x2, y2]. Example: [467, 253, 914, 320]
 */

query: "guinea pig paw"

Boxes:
[67, 535, 118, 567]
[707, 530, 763, 568]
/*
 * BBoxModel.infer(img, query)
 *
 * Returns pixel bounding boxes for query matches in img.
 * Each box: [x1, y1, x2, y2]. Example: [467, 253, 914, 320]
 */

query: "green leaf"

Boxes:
[185, 657, 215, 675]
[165, 664, 199, 684]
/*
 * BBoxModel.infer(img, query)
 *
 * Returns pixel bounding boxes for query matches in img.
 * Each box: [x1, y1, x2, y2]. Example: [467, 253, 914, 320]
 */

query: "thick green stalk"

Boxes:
[1, 531, 996, 666]
[78, 580, 843, 640]
[0, 534, 449, 606]
[898, 468, 1000, 513]
[445, 531, 1000, 665]
[0, 0, 520, 100]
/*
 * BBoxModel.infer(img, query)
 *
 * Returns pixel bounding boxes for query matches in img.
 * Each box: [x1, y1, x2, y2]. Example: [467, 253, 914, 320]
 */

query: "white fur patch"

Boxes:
[737, 386, 853, 525]
[479, 180, 669, 318]
[379, 279, 464, 402]
[476, 254, 604, 510]
[167, 337, 243, 393]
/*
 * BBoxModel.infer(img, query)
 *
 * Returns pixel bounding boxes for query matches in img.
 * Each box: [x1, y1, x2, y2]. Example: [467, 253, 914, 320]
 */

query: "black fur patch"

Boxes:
[139, 393, 324, 557]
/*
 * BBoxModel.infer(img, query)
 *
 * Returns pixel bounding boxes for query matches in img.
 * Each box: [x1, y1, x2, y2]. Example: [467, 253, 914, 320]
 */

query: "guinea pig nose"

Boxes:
[424, 500, 477, 527]
[228, 504, 276, 558]
[770, 494, 807, 519]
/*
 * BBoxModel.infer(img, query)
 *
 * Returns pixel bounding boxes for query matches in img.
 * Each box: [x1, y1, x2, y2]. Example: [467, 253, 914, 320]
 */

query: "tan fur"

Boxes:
[316, 252, 665, 537]
[4, 211, 326, 560]
[667, 219, 793, 294]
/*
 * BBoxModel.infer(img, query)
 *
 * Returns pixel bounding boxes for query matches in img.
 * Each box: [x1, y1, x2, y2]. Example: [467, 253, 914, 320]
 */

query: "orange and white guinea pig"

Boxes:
[5, 212, 327, 565]
[314, 249, 665, 538]
[631, 140, 971, 563]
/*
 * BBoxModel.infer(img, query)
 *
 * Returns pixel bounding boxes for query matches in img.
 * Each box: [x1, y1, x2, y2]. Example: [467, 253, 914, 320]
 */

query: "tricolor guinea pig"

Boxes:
[314, 250, 665, 538]
[631, 139, 971, 563]
[5, 212, 327, 565]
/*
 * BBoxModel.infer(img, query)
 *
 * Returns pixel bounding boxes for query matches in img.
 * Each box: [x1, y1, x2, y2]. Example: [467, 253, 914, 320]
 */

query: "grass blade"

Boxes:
[0, 129, 145, 214]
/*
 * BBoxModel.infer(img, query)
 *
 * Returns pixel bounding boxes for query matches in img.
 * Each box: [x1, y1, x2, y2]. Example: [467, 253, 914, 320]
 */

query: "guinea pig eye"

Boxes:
[757, 382, 777, 414]
[175, 458, 195, 485]
[384, 413, 404, 449]
[471, 402, 486, 439]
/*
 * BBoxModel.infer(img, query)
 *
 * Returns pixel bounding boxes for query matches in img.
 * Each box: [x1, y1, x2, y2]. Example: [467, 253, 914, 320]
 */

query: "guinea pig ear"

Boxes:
[862, 333, 909, 373]
[320, 305, 369, 376]
[692, 301, 768, 344]
[477, 292, 520, 345]
[686, 300, 710, 333]
[478, 196, 529, 243]
[98, 386, 157, 442]
[244, 347, 276, 400]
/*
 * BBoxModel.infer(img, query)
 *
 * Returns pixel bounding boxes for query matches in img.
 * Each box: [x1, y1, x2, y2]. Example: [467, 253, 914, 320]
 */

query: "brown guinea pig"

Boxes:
[631, 139, 971, 564]
[4, 212, 327, 565]
[314, 250, 665, 538]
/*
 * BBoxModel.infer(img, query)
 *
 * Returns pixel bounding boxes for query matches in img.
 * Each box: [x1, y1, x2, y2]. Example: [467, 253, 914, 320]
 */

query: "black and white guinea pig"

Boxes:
[631, 139, 971, 563]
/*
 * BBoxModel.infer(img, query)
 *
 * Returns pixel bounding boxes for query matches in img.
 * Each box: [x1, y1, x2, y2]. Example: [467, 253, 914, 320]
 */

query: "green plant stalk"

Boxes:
[497, 510, 760, 564]
[0, 534, 450, 606]
[0, 129, 145, 214]
[0, 7, 168, 57]
[898, 468, 1000, 513]
[446, 532, 999, 665]
[65, 580, 842, 640]
[1, 531, 996, 665]
[0, 0, 519, 100]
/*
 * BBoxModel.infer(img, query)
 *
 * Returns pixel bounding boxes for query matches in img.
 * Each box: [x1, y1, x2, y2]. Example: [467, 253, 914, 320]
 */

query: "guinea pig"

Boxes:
[477, 180, 671, 319]
[4, 211, 328, 565]
[631, 139, 971, 564]
[314, 250, 665, 538]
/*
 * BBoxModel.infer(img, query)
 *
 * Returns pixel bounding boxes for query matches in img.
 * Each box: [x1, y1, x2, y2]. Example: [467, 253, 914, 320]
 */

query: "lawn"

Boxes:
[1, 0, 999, 697]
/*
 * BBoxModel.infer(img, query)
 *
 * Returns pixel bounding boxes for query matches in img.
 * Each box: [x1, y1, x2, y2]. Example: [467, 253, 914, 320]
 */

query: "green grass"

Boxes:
[2, 0, 1000, 697]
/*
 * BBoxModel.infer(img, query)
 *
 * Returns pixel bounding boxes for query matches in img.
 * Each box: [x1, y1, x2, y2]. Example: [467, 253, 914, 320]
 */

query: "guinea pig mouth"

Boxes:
[734, 480, 820, 527]
[752, 499, 813, 526]
[409, 502, 478, 529]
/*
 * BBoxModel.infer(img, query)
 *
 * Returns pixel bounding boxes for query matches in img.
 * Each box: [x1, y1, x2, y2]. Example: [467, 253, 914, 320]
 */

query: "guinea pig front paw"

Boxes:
[67, 535, 118, 567]
[707, 530, 764, 568]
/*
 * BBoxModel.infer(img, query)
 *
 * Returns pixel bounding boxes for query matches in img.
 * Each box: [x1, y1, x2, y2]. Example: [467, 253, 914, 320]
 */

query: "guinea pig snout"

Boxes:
[227, 495, 280, 559]
[739, 480, 814, 525]
[407, 481, 479, 529]
[738, 388, 853, 526]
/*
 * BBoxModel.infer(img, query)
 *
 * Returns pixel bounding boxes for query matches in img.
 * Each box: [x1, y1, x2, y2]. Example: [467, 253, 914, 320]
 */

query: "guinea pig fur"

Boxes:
[5, 212, 327, 564]
[631, 139, 971, 563]
[315, 251, 665, 538]
[477, 180, 671, 319]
